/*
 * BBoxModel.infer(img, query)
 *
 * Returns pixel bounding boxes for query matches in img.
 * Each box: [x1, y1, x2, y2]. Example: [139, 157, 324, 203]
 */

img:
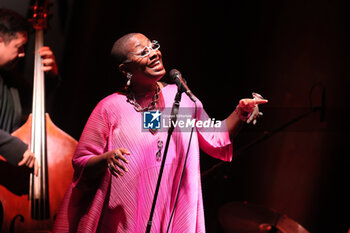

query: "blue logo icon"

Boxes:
[143, 110, 161, 130]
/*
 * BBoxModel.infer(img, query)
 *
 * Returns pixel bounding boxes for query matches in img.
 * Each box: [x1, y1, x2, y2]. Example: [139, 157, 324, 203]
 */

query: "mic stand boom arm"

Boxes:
[201, 106, 321, 178]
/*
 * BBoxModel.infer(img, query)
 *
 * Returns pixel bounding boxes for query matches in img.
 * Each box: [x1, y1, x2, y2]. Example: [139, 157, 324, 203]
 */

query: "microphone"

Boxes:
[169, 69, 196, 102]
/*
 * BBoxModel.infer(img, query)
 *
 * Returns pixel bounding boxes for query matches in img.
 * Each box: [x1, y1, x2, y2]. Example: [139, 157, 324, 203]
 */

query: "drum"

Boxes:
[218, 201, 309, 233]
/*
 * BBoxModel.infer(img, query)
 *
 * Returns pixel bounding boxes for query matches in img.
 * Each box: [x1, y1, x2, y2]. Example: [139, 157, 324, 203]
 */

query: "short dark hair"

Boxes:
[110, 32, 140, 64]
[0, 8, 29, 43]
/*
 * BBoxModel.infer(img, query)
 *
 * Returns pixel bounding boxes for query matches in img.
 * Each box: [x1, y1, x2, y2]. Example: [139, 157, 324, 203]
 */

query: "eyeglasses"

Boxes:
[131, 40, 160, 57]
[123, 40, 160, 64]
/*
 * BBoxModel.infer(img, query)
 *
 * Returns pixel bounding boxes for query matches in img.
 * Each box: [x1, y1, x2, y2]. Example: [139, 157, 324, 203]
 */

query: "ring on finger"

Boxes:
[252, 92, 264, 99]
[114, 152, 119, 159]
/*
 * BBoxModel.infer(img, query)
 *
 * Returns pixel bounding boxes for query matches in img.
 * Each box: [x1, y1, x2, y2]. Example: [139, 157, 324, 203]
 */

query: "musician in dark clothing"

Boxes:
[0, 8, 58, 175]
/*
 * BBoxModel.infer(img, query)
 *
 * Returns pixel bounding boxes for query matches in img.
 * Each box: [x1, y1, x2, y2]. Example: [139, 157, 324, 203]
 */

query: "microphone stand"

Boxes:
[201, 106, 322, 178]
[145, 90, 182, 233]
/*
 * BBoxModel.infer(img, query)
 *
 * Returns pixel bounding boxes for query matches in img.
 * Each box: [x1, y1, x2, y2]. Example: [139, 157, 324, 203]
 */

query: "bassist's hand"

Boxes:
[18, 149, 39, 176]
[38, 46, 58, 76]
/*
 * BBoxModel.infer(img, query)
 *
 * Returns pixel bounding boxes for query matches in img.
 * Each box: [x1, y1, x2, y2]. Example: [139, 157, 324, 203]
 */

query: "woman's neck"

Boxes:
[131, 82, 158, 97]
[127, 82, 165, 110]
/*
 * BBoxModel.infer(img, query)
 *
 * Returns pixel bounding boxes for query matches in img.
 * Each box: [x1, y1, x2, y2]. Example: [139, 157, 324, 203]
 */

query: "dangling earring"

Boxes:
[126, 73, 132, 87]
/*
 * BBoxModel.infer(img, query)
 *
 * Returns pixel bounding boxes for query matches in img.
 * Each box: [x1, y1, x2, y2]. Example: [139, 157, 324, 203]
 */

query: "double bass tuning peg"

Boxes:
[28, 0, 54, 29]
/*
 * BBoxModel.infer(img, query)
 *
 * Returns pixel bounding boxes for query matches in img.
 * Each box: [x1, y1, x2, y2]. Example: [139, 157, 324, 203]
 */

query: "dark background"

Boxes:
[1, 0, 349, 232]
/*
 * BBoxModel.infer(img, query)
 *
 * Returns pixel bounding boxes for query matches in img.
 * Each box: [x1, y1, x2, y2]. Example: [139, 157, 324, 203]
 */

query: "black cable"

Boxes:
[166, 102, 197, 232]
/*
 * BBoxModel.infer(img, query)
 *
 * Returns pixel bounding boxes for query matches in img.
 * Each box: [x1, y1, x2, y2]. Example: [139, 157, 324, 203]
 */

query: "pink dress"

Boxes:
[53, 84, 233, 233]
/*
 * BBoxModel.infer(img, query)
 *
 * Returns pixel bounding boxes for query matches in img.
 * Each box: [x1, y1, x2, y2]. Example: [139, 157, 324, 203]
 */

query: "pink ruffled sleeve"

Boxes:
[71, 100, 110, 188]
[195, 99, 233, 162]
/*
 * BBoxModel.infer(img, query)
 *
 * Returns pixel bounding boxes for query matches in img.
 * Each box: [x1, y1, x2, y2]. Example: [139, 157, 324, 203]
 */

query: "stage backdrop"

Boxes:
[1, 0, 349, 232]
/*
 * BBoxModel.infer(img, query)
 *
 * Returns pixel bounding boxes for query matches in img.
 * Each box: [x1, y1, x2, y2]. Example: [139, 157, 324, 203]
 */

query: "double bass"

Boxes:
[0, 1, 77, 232]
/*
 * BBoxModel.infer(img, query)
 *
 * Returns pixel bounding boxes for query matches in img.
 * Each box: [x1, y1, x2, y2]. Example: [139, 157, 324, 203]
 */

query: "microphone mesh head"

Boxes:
[169, 69, 181, 83]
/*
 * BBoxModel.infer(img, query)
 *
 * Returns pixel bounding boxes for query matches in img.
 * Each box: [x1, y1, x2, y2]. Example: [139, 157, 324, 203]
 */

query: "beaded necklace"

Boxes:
[126, 84, 160, 112]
